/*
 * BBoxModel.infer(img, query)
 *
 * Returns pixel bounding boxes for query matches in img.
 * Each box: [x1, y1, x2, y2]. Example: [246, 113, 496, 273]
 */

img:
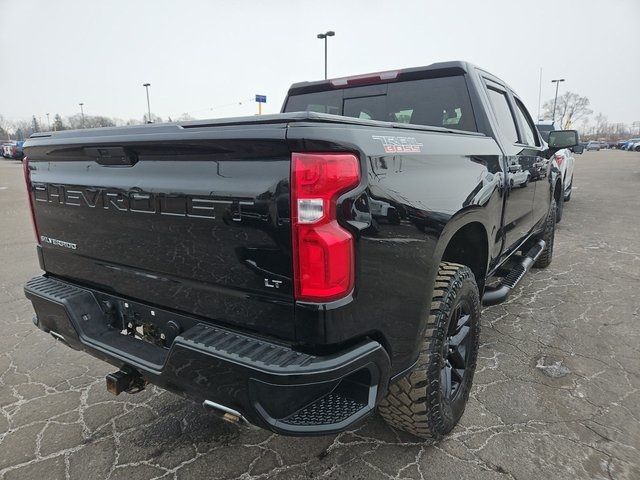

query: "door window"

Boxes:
[486, 87, 519, 144]
[514, 98, 540, 146]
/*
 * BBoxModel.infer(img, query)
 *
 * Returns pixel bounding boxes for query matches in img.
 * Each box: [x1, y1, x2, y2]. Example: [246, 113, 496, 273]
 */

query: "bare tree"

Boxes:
[142, 113, 163, 124]
[578, 118, 591, 137]
[594, 113, 608, 136]
[177, 112, 195, 121]
[542, 91, 592, 129]
[66, 114, 116, 130]
[0, 115, 12, 139]
[52, 114, 66, 131]
[11, 120, 36, 140]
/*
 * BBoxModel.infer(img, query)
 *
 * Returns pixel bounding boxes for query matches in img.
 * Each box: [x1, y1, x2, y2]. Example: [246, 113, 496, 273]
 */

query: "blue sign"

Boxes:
[255, 95, 267, 103]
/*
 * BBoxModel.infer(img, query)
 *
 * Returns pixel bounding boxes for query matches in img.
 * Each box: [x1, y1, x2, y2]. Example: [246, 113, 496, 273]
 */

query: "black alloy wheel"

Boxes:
[441, 301, 472, 401]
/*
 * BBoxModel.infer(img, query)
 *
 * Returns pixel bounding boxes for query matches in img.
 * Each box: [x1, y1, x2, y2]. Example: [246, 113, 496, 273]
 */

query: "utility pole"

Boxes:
[46, 113, 51, 131]
[79, 103, 85, 128]
[551, 78, 565, 126]
[537, 68, 542, 121]
[316, 31, 335, 79]
[143, 83, 152, 123]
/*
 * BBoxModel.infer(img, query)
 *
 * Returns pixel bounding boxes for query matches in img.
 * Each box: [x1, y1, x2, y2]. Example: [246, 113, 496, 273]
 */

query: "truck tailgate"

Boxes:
[25, 123, 295, 340]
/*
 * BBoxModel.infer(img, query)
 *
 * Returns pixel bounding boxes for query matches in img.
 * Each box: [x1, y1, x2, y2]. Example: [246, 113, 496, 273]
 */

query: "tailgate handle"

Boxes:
[85, 147, 138, 167]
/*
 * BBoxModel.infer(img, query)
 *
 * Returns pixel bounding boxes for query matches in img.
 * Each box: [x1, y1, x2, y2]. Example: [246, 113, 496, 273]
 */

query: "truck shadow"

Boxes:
[105, 388, 436, 476]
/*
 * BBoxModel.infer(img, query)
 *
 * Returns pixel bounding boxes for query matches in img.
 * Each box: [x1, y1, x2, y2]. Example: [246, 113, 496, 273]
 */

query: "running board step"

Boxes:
[482, 240, 546, 306]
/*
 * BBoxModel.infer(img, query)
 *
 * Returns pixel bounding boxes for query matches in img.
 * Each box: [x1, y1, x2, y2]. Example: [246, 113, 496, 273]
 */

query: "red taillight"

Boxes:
[291, 152, 360, 302]
[23, 157, 40, 244]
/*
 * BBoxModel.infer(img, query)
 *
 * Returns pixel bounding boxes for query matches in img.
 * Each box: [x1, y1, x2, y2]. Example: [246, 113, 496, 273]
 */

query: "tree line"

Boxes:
[540, 91, 638, 141]
[0, 112, 195, 141]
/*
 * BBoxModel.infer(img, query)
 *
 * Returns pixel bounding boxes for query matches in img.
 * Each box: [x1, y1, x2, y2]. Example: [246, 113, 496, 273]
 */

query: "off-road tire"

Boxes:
[534, 199, 556, 268]
[378, 262, 481, 439]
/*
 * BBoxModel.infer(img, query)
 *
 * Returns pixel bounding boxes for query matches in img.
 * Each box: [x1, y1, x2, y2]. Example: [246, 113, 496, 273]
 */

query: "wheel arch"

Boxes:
[437, 220, 490, 292]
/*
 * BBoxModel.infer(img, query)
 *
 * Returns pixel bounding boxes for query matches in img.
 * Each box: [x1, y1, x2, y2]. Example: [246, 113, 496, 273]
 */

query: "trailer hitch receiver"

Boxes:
[106, 367, 146, 395]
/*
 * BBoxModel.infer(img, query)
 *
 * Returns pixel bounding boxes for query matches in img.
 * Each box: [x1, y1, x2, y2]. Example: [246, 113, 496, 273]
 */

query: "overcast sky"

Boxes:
[1, 0, 639, 126]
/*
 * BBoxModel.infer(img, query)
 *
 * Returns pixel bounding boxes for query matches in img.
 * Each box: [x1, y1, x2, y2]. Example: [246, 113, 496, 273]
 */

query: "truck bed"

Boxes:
[25, 113, 485, 343]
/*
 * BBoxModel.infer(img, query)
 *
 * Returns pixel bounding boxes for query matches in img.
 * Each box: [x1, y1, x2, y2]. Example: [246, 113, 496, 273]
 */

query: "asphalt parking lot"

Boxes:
[1, 150, 639, 480]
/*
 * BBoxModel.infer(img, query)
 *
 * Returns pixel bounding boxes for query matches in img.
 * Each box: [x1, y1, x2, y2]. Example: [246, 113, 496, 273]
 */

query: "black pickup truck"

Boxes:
[22, 61, 579, 439]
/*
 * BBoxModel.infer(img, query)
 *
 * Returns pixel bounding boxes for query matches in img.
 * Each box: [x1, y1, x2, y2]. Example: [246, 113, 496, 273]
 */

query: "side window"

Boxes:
[514, 98, 539, 146]
[486, 86, 519, 144]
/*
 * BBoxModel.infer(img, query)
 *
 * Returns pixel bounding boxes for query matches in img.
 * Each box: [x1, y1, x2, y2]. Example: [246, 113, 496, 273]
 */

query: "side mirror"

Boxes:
[548, 129, 579, 149]
[573, 144, 584, 154]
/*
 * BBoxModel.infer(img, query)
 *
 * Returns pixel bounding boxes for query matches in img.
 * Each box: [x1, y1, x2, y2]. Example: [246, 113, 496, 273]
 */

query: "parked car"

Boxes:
[536, 122, 578, 218]
[586, 141, 601, 151]
[622, 139, 640, 150]
[2, 142, 15, 158]
[23, 61, 575, 440]
[2, 141, 25, 159]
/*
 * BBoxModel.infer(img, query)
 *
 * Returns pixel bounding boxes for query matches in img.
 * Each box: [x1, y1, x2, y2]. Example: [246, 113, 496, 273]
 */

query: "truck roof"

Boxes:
[287, 60, 519, 104]
[287, 61, 474, 95]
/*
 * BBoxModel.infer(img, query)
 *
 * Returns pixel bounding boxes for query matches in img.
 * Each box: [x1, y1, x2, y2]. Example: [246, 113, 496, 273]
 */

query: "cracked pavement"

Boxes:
[1, 150, 639, 479]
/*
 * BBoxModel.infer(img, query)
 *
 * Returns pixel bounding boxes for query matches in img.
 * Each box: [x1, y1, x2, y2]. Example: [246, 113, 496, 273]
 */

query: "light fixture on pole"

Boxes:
[551, 78, 565, 125]
[316, 31, 335, 80]
[143, 83, 152, 123]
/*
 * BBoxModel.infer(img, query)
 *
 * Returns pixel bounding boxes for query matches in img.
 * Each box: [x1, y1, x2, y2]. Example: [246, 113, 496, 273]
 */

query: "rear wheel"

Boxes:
[379, 262, 480, 439]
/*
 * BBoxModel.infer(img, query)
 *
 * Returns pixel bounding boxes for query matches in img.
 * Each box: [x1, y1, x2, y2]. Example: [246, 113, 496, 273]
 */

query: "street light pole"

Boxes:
[551, 78, 565, 125]
[316, 31, 335, 80]
[143, 83, 152, 123]
[46, 113, 51, 131]
[79, 103, 85, 128]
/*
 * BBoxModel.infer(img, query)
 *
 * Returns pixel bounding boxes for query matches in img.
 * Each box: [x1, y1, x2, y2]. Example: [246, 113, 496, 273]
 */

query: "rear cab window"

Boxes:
[283, 75, 478, 132]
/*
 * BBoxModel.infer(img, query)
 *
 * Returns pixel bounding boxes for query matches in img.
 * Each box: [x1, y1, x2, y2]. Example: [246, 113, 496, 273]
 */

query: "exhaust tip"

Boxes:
[203, 400, 254, 427]
[50, 331, 69, 346]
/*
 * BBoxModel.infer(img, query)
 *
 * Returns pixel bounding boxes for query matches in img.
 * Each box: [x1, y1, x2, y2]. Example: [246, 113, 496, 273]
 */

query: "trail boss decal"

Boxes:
[372, 135, 424, 153]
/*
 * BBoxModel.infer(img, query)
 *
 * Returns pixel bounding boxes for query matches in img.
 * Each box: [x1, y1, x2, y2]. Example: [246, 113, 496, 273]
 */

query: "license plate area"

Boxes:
[93, 292, 199, 349]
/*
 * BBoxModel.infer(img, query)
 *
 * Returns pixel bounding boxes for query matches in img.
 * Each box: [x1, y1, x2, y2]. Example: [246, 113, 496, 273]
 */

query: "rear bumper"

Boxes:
[24, 275, 390, 435]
